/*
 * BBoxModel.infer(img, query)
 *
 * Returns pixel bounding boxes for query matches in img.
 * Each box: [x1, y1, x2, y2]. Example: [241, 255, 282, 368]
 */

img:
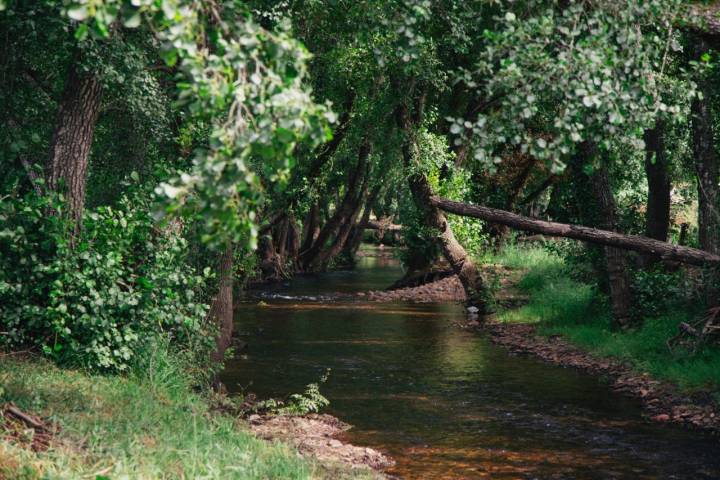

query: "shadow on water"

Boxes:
[223, 246, 720, 479]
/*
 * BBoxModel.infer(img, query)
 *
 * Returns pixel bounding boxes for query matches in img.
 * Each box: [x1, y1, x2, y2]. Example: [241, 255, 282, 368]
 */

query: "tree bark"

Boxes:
[589, 159, 633, 328]
[365, 219, 402, 232]
[644, 123, 672, 242]
[210, 244, 234, 365]
[300, 141, 371, 270]
[691, 38, 720, 256]
[396, 94, 491, 312]
[430, 197, 720, 265]
[344, 184, 383, 260]
[301, 203, 321, 254]
[46, 62, 103, 230]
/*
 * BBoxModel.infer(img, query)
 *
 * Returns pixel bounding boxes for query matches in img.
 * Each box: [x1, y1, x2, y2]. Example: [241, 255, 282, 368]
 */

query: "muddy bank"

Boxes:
[247, 413, 393, 475]
[474, 321, 720, 435]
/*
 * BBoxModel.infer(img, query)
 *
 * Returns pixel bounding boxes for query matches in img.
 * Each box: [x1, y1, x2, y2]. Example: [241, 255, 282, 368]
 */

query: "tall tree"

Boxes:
[690, 37, 719, 255]
[397, 90, 491, 312]
[643, 122, 671, 243]
[46, 60, 102, 231]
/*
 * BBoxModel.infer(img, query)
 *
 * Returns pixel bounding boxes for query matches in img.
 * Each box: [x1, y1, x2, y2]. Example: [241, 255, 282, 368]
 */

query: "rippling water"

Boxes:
[223, 247, 720, 479]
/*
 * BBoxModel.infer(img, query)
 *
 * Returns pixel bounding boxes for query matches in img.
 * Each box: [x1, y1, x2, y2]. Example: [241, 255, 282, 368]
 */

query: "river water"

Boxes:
[223, 248, 720, 479]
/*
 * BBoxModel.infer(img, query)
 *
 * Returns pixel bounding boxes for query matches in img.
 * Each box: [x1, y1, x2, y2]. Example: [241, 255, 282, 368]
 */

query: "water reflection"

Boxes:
[224, 248, 720, 479]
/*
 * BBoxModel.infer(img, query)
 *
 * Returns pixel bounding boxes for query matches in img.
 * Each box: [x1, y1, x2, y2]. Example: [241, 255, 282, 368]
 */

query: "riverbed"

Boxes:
[223, 248, 720, 479]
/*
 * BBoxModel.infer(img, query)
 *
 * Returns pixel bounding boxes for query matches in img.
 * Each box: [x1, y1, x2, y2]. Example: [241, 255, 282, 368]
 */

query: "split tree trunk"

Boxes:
[396, 93, 490, 312]
[430, 198, 720, 265]
[210, 243, 234, 365]
[46, 62, 103, 231]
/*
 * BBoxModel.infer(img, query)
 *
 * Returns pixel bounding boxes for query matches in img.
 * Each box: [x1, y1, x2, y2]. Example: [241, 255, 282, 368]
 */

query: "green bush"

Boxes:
[0, 190, 212, 373]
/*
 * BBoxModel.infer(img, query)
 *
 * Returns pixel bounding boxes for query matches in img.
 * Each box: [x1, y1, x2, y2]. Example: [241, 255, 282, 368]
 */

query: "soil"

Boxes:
[247, 413, 393, 475]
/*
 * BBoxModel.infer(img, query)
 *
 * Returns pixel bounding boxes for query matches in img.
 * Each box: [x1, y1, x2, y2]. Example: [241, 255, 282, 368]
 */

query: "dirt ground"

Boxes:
[247, 413, 393, 476]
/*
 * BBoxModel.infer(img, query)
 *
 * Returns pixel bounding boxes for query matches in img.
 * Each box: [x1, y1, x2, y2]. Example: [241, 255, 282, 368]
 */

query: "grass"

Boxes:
[0, 351, 369, 479]
[488, 243, 720, 393]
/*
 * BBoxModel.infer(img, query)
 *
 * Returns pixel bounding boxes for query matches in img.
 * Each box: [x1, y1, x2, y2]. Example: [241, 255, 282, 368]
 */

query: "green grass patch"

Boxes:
[0, 352, 363, 479]
[491, 245, 720, 393]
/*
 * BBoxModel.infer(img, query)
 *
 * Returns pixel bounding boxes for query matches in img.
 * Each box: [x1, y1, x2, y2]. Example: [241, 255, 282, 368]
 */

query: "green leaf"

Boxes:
[74, 23, 89, 41]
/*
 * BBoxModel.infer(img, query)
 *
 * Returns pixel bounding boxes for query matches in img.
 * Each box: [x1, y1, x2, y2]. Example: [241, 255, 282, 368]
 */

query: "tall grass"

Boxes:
[491, 244, 720, 393]
[0, 348, 346, 479]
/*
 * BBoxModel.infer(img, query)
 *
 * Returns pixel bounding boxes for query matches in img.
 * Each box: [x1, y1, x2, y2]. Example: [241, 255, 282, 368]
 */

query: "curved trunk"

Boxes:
[396, 93, 490, 312]
[46, 62, 102, 232]
[314, 172, 370, 270]
[344, 185, 383, 260]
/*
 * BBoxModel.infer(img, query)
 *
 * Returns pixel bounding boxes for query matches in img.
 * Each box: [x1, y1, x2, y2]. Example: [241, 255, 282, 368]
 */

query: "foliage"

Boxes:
[54, 0, 333, 249]
[0, 189, 212, 373]
[454, 0, 688, 172]
[251, 369, 331, 416]
[631, 266, 701, 319]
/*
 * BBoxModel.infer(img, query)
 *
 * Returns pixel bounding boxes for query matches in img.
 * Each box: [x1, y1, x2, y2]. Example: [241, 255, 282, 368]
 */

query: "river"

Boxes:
[222, 247, 720, 479]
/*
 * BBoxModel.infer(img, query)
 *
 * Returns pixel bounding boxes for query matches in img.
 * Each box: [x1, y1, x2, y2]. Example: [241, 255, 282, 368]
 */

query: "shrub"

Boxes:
[0, 190, 212, 373]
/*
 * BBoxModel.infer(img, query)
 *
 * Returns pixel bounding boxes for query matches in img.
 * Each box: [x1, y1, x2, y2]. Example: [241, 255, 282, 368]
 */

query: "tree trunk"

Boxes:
[46, 62, 103, 230]
[315, 171, 371, 270]
[691, 38, 720, 256]
[396, 94, 490, 312]
[644, 123, 672, 242]
[301, 203, 321, 254]
[430, 198, 720, 265]
[287, 215, 301, 267]
[344, 185, 383, 259]
[210, 244, 234, 365]
[589, 159, 633, 328]
[300, 141, 371, 270]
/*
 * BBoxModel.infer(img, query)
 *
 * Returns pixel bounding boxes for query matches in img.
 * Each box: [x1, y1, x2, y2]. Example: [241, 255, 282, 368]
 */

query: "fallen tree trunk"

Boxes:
[431, 197, 720, 266]
[365, 220, 402, 232]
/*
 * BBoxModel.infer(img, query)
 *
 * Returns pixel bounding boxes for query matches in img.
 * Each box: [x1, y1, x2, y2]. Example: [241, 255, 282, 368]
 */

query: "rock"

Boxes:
[652, 414, 670, 422]
[466, 306, 480, 314]
[329, 439, 343, 448]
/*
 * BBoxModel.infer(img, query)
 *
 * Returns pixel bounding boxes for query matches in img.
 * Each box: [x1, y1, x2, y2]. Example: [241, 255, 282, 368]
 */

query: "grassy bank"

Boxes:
[0, 354, 342, 479]
[487, 244, 720, 394]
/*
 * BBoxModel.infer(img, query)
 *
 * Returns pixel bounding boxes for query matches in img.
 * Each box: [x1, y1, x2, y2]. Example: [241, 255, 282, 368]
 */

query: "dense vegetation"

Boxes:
[3, 0, 720, 476]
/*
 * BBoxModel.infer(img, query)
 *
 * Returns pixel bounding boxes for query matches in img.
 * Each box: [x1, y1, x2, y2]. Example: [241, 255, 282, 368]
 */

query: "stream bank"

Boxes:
[355, 265, 720, 436]
[229, 247, 720, 479]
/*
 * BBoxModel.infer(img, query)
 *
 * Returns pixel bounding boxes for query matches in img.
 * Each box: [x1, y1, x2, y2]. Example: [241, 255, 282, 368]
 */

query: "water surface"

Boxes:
[223, 248, 720, 479]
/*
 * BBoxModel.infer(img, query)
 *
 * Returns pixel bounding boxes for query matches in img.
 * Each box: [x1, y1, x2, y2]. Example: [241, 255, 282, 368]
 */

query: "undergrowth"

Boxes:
[491, 244, 720, 393]
[0, 347, 327, 480]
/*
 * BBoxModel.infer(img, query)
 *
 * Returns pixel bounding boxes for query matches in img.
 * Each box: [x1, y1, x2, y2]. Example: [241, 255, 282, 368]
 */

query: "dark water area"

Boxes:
[223, 247, 720, 479]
